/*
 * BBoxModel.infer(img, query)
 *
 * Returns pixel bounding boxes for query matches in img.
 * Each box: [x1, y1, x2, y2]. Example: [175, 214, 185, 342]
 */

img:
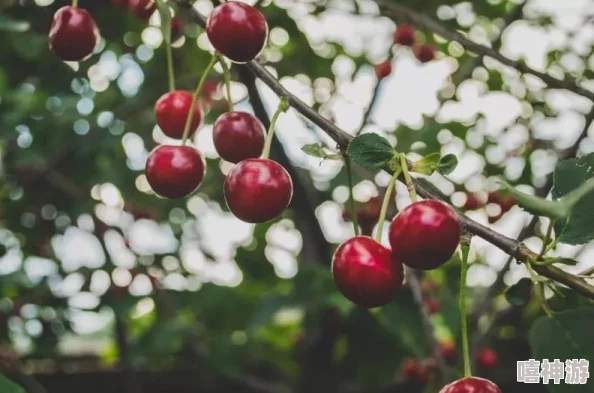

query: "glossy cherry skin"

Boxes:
[206, 1, 268, 63]
[475, 348, 498, 369]
[389, 200, 461, 270]
[145, 145, 206, 199]
[393, 24, 416, 46]
[375, 61, 392, 79]
[128, 0, 156, 20]
[213, 111, 266, 163]
[49, 7, 100, 62]
[332, 236, 404, 308]
[414, 44, 436, 63]
[439, 377, 501, 393]
[224, 158, 293, 223]
[154, 91, 203, 139]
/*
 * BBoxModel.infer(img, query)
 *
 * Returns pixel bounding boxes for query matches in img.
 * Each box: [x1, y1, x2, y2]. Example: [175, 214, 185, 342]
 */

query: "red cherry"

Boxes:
[401, 357, 427, 383]
[440, 341, 456, 363]
[224, 158, 293, 223]
[206, 1, 268, 63]
[170, 16, 183, 41]
[332, 236, 404, 308]
[424, 297, 440, 314]
[414, 44, 436, 63]
[499, 194, 516, 213]
[145, 145, 206, 199]
[393, 24, 416, 46]
[439, 377, 501, 393]
[213, 112, 266, 163]
[154, 91, 203, 139]
[389, 200, 461, 270]
[475, 348, 498, 369]
[49, 6, 100, 62]
[463, 193, 482, 211]
[112, 0, 128, 7]
[375, 61, 392, 79]
[487, 191, 501, 204]
[128, 0, 156, 21]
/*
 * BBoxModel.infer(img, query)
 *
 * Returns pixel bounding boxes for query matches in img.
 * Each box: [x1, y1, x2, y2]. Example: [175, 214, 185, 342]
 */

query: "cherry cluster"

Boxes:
[374, 24, 437, 79]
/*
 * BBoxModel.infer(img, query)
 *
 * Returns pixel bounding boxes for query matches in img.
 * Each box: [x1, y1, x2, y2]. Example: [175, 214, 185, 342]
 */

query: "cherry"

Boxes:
[342, 196, 390, 236]
[170, 16, 183, 42]
[49, 6, 100, 62]
[439, 377, 501, 393]
[424, 297, 440, 314]
[440, 340, 457, 363]
[128, 0, 156, 21]
[393, 24, 416, 46]
[475, 348, 498, 369]
[154, 91, 203, 139]
[414, 43, 436, 63]
[206, 1, 268, 63]
[331, 236, 404, 308]
[463, 193, 483, 211]
[375, 61, 392, 79]
[213, 112, 266, 163]
[145, 145, 206, 199]
[389, 200, 461, 270]
[499, 194, 516, 213]
[224, 158, 293, 223]
[401, 357, 428, 383]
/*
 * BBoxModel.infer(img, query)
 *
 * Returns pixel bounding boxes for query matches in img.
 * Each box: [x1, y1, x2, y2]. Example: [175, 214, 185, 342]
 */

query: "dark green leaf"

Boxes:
[0, 15, 30, 33]
[0, 376, 25, 393]
[500, 180, 569, 219]
[247, 295, 291, 336]
[437, 154, 458, 175]
[301, 143, 342, 160]
[529, 307, 594, 393]
[411, 152, 441, 175]
[505, 278, 533, 306]
[346, 133, 397, 172]
[553, 153, 594, 244]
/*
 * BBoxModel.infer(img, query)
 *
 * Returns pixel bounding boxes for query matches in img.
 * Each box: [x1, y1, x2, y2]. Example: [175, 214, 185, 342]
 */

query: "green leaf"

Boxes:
[0, 15, 30, 33]
[499, 180, 569, 219]
[0, 376, 25, 393]
[301, 143, 342, 160]
[505, 278, 533, 306]
[437, 154, 458, 175]
[346, 133, 397, 172]
[529, 307, 594, 393]
[247, 294, 291, 336]
[411, 152, 441, 175]
[553, 153, 594, 245]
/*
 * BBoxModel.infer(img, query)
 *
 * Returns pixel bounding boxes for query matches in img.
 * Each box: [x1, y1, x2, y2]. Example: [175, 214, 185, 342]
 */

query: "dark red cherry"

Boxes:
[224, 158, 293, 223]
[128, 0, 156, 21]
[389, 200, 461, 270]
[170, 16, 183, 41]
[112, 0, 128, 7]
[393, 24, 416, 46]
[463, 193, 483, 211]
[440, 341, 457, 363]
[213, 111, 266, 163]
[401, 357, 427, 383]
[439, 377, 501, 393]
[49, 6, 100, 62]
[154, 91, 203, 139]
[375, 61, 392, 79]
[424, 297, 440, 314]
[145, 145, 206, 199]
[332, 236, 404, 308]
[206, 1, 268, 63]
[414, 44, 436, 63]
[475, 348, 498, 369]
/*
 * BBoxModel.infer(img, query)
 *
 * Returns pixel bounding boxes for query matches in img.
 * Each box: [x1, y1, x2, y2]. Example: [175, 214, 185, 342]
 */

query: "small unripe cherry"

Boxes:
[393, 24, 416, 46]
[389, 200, 461, 271]
[475, 348, 498, 369]
[375, 61, 392, 79]
[332, 236, 404, 308]
[439, 377, 501, 393]
[414, 44, 436, 63]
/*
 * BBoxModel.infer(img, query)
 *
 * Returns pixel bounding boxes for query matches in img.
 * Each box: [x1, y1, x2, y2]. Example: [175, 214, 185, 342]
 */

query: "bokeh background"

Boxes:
[1, 0, 594, 392]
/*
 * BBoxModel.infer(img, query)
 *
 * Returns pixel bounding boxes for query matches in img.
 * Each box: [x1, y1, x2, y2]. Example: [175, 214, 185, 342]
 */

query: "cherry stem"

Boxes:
[72, 0, 78, 7]
[261, 97, 290, 160]
[460, 244, 472, 378]
[345, 156, 360, 236]
[162, 10, 175, 92]
[539, 219, 555, 259]
[375, 168, 401, 243]
[219, 57, 234, 112]
[180, 54, 219, 145]
[399, 153, 417, 203]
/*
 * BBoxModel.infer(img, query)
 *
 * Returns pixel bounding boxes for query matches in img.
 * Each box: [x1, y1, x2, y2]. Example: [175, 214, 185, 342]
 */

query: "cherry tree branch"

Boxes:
[372, 0, 594, 103]
[174, 0, 594, 299]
